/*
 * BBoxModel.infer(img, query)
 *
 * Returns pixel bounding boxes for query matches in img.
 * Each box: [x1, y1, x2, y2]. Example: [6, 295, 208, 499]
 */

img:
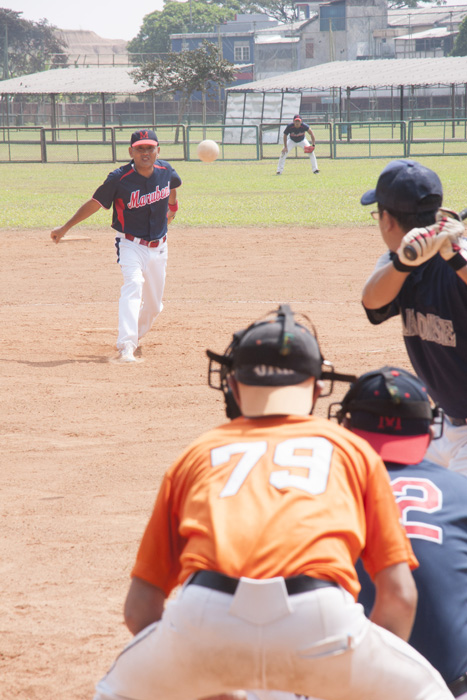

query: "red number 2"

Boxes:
[391, 477, 443, 544]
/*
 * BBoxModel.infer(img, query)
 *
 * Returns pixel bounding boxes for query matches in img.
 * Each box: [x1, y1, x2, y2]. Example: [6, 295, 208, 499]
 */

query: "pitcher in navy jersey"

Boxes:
[360, 160, 467, 474]
[51, 129, 182, 363]
[333, 366, 467, 699]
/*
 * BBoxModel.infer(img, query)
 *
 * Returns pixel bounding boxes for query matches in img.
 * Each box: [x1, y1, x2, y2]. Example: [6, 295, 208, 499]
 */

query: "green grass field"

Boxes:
[2, 157, 467, 229]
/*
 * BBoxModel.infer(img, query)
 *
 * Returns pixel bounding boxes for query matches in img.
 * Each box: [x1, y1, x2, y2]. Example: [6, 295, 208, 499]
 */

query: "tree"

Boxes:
[126, 0, 299, 57]
[451, 15, 467, 55]
[247, 0, 295, 23]
[0, 8, 66, 79]
[388, 0, 448, 8]
[127, 0, 239, 56]
[132, 40, 237, 134]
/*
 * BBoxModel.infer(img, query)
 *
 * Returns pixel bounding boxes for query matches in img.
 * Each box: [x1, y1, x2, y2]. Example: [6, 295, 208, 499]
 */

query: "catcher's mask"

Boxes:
[207, 304, 357, 419]
[328, 366, 443, 464]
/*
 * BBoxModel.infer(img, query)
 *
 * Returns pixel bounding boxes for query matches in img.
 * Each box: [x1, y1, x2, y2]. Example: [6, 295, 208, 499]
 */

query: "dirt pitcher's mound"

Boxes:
[0, 226, 408, 699]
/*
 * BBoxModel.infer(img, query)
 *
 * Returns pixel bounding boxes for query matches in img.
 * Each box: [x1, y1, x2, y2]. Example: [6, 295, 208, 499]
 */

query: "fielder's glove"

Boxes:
[304, 145, 315, 153]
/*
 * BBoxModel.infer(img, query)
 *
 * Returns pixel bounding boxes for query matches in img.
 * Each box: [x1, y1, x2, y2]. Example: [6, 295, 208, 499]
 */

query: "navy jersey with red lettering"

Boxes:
[284, 122, 310, 143]
[364, 244, 467, 418]
[357, 458, 467, 685]
[93, 160, 182, 241]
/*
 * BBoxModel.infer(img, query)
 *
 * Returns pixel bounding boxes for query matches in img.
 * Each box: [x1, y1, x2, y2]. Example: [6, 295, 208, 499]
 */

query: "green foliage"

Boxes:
[388, 0, 446, 8]
[132, 41, 236, 123]
[451, 15, 467, 56]
[127, 0, 296, 56]
[247, 0, 295, 23]
[0, 8, 66, 79]
[127, 0, 239, 55]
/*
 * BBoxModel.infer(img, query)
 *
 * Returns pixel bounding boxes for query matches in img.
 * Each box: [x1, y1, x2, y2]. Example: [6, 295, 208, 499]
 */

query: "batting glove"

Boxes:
[393, 226, 449, 271]
[432, 213, 467, 270]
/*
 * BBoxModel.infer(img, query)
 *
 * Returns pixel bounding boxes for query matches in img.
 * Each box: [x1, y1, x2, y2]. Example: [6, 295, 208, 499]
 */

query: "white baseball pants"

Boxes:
[93, 577, 451, 700]
[115, 236, 168, 351]
[277, 138, 319, 174]
[425, 417, 467, 475]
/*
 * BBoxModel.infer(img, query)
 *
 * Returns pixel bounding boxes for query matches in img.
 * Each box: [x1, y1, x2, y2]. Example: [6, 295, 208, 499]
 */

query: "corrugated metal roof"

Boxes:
[227, 57, 467, 91]
[255, 35, 301, 44]
[388, 4, 467, 27]
[396, 27, 454, 41]
[0, 66, 149, 95]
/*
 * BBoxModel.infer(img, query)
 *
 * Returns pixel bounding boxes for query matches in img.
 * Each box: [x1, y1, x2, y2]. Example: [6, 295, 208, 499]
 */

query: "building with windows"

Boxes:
[375, 4, 467, 59]
[170, 14, 279, 84]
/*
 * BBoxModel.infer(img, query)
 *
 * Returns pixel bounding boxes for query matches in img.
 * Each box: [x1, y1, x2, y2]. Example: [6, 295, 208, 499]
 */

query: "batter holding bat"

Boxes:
[276, 115, 319, 175]
[51, 129, 181, 363]
[360, 159, 467, 474]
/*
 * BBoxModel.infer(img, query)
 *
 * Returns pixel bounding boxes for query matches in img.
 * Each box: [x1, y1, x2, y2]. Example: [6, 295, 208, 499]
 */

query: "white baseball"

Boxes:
[197, 139, 220, 163]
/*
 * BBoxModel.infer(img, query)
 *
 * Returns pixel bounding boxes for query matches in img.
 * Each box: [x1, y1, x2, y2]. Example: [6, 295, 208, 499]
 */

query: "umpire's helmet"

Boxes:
[207, 304, 355, 419]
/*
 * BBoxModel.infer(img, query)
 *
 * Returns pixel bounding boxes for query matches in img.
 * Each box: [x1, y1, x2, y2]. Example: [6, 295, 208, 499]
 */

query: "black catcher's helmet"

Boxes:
[207, 304, 357, 419]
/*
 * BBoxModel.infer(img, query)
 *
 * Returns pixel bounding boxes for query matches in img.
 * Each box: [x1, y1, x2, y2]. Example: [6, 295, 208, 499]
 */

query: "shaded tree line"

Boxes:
[0, 8, 66, 79]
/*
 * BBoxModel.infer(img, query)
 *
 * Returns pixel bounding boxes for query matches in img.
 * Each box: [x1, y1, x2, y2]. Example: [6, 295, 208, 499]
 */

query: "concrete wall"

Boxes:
[296, 0, 388, 67]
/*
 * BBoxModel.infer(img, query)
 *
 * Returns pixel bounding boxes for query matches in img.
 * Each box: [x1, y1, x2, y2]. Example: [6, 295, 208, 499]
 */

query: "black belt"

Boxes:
[449, 673, 467, 697]
[447, 416, 467, 427]
[188, 570, 338, 596]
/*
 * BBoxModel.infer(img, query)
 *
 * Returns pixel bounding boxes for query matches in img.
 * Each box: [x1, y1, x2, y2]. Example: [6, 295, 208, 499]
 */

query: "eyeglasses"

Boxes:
[370, 210, 380, 220]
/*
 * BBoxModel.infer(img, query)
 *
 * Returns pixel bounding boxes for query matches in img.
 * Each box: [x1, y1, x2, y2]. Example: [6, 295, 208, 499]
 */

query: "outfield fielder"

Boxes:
[51, 129, 181, 363]
[276, 115, 319, 175]
[93, 304, 450, 700]
[360, 159, 467, 474]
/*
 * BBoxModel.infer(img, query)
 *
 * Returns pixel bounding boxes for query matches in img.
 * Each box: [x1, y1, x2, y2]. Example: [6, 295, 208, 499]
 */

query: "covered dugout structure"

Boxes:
[0, 66, 151, 129]
[224, 57, 467, 144]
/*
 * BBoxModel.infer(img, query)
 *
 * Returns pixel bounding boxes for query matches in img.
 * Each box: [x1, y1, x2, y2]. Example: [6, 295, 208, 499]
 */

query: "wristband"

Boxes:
[168, 202, 179, 212]
[392, 255, 413, 273]
[446, 251, 467, 270]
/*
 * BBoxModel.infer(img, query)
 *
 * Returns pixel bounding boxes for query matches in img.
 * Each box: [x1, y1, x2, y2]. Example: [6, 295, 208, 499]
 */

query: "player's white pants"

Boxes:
[425, 417, 467, 476]
[115, 236, 168, 351]
[94, 577, 451, 700]
[277, 138, 318, 174]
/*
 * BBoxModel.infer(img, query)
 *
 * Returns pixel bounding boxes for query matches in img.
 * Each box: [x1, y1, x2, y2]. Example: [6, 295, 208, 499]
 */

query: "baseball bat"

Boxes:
[403, 207, 467, 261]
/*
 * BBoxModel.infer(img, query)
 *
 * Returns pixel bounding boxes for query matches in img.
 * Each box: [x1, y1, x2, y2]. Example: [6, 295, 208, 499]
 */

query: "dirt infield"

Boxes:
[1, 226, 410, 699]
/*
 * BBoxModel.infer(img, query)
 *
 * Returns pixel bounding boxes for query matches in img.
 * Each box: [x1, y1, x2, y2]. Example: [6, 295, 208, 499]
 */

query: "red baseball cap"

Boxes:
[293, 115, 302, 122]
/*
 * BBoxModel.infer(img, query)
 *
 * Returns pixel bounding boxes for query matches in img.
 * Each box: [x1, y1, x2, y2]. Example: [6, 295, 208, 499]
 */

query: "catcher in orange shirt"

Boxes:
[93, 304, 451, 700]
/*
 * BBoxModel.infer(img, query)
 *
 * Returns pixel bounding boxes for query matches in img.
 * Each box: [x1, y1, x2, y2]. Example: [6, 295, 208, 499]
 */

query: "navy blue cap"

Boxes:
[361, 160, 443, 213]
[130, 129, 158, 147]
[340, 366, 434, 464]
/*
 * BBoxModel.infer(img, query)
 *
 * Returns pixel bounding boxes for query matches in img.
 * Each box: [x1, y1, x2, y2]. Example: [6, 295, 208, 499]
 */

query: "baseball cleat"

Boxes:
[313, 170, 320, 174]
[118, 343, 137, 363]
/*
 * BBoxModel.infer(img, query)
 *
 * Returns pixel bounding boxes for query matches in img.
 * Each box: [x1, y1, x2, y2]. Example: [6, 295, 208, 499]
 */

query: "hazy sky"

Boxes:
[2, 0, 169, 41]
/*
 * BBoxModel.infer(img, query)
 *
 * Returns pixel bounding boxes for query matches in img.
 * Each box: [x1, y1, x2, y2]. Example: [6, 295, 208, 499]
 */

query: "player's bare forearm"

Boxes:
[362, 262, 409, 309]
[370, 563, 417, 641]
[124, 576, 165, 635]
[50, 198, 101, 243]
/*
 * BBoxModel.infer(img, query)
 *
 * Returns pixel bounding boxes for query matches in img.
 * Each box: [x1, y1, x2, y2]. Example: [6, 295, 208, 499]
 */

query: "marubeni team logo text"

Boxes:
[128, 186, 170, 209]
